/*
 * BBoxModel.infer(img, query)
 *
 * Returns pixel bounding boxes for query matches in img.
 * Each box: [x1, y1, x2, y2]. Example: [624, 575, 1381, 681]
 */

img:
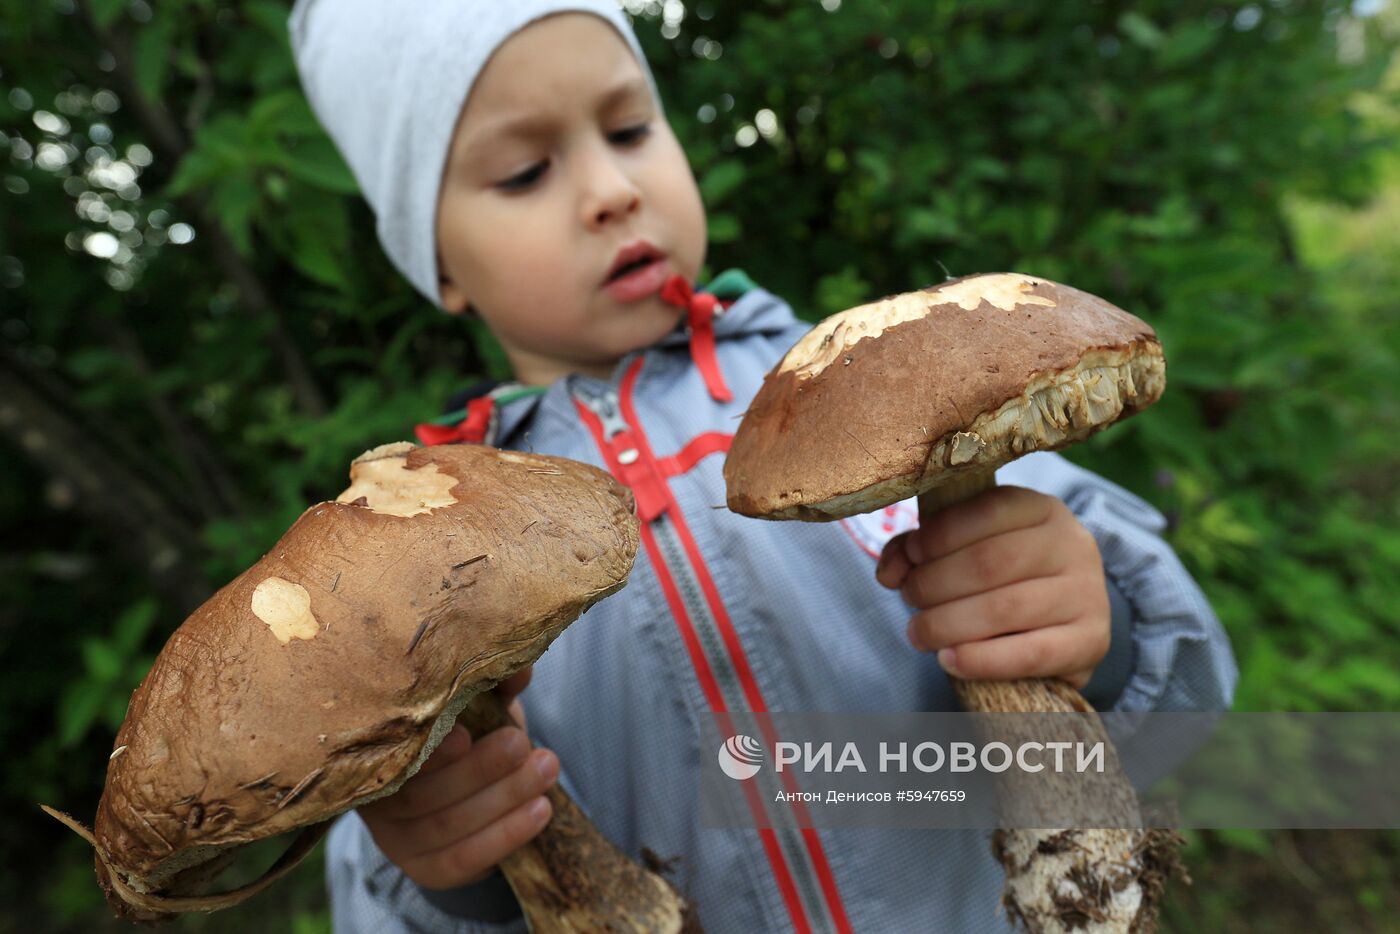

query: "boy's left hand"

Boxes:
[875, 486, 1110, 690]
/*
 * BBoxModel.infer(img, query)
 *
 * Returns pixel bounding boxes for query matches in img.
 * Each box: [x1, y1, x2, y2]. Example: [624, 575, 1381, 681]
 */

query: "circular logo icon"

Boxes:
[718, 734, 763, 780]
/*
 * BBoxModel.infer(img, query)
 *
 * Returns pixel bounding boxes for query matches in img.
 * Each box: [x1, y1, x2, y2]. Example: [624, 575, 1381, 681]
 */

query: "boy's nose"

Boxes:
[579, 151, 641, 229]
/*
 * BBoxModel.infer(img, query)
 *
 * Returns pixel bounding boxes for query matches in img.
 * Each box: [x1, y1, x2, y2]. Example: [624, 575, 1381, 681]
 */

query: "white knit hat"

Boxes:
[288, 1, 659, 306]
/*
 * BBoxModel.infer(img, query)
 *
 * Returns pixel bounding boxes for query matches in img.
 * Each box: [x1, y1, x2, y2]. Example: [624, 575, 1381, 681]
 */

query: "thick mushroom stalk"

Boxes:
[456, 691, 698, 933]
[725, 274, 1186, 933]
[44, 442, 698, 932]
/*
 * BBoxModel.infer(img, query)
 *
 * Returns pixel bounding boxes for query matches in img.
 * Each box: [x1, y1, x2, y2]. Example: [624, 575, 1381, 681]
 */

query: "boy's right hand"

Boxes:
[358, 667, 560, 889]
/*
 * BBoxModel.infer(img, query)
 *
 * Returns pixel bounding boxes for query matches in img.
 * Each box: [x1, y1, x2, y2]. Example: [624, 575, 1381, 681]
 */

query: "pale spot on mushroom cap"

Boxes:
[933, 273, 1057, 313]
[352, 441, 417, 463]
[335, 453, 458, 518]
[252, 577, 320, 644]
[763, 344, 1164, 520]
[497, 449, 567, 476]
[779, 273, 1057, 380]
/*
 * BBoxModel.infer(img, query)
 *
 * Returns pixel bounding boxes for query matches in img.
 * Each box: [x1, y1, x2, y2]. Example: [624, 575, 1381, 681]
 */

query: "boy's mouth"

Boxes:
[603, 241, 669, 303]
[608, 256, 656, 281]
[604, 240, 665, 283]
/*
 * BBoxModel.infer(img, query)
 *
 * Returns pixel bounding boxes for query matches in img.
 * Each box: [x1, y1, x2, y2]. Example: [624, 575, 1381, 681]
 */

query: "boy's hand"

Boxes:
[875, 487, 1110, 690]
[358, 667, 559, 890]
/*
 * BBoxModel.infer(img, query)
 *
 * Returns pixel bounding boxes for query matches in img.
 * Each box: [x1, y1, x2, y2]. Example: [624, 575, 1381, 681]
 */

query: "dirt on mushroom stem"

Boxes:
[918, 469, 1186, 934]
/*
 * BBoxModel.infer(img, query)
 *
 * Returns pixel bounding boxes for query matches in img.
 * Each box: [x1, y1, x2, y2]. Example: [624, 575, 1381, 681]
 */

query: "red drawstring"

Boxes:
[414, 395, 494, 446]
[660, 275, 732, 403]
[417, 277, 729, 443]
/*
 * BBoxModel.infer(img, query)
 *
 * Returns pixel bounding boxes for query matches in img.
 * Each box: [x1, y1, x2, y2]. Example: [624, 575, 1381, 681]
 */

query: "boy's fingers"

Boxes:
[408, 794, 554, 891]
[898, 525, 1063, 609]
[507, 696, 528, 733]
[409, 725, 472, 779]
[939, 620, 1101, 683]
[907, 487, 1055, 564]
[364, 727, 530, 821]
[876, 533, 914, 589]
[399, 749, 558, 853]
[496, 666, 533, 700]
[907, 577, 1071, 652]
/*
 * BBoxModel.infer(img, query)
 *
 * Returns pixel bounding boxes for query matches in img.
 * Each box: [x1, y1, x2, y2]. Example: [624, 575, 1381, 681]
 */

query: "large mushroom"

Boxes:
[46, 441, 698, 932]
[724, 273, 1183, 933]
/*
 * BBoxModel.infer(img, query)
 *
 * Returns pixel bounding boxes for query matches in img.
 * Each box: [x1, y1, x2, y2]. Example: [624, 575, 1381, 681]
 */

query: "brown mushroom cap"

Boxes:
[724, 273, 1166, 520]
[93, 442, 638, 894]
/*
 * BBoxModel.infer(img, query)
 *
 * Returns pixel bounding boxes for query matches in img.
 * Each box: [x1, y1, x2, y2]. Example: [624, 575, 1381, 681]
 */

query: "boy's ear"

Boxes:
[438, 270, 471, 316]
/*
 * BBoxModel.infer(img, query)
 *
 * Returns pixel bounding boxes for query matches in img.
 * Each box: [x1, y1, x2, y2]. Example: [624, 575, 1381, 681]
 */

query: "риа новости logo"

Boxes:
[718, 734, 764, 780]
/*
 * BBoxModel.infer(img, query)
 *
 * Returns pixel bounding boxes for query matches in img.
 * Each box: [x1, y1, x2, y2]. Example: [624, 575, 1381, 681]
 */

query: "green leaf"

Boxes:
[708, 213, 741, 244]
[900, 206, 960, 243]
[1118, 12, 1165, 51]
[699, 160, 746, 206]
[133, 14, 176, 102]
[1158, 21, 1219, 68]
[1012, 202, 1058, 252]
[88, 0, 125, 30]
[268, 184, 352, 288]
[291, 911, 333, 934]
[81, 638, 122, 683]
[246, 0, 296, 48]
[112, 599, 158, 656]
[209, 171, 261, 256]
[286, 208, 351, 289]
[248, 89, 323, 140]
[280, 136, 360, 195]
[165, 148, 222, 197]
[289, 231, 349, 289]
[64, 346, 133, 382]
[855, 149, 892, 192]
[814, 265, 870, 316]
[165, 114, 246, 196]
[57, 686, 105, 748]
[1212, 827, 1272, 858]
[962, 156, 1009, 183]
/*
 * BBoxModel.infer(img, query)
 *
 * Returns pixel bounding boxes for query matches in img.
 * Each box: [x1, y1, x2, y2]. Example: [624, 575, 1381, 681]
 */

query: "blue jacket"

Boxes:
[326, 280, 1238, 933]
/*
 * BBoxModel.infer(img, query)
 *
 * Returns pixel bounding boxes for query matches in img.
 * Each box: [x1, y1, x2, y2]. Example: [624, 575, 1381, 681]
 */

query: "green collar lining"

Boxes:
[705, 268, 758, 300]
[427, 384, 546, 426]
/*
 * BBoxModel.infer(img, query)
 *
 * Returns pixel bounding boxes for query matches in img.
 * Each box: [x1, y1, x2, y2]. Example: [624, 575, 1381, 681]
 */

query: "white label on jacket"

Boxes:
[839, 499, 920, 558]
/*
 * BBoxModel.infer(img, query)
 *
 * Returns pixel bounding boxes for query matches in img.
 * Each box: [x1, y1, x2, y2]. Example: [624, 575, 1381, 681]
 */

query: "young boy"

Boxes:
[290, 3, 1237, 931]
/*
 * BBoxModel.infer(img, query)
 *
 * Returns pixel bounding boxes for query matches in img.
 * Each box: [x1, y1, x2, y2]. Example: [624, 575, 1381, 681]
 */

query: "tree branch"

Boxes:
[0, 348, 212, 615]
[97, 313, 247, 521]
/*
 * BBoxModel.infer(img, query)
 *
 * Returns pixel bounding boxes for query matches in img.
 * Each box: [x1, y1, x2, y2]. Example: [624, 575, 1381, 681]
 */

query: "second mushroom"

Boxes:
[724, 273, 1183, 934]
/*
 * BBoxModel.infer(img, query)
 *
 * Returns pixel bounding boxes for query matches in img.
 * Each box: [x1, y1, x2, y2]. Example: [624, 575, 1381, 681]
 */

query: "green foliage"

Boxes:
[1, 0, 1399, 929]
[57, 598, 157, 747]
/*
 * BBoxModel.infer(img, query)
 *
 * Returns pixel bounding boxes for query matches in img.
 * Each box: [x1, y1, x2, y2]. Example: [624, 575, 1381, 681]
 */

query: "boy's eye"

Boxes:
[492, 125, 648, 192]
[497, 161, 547, 192]
[608, 123, 652, 146]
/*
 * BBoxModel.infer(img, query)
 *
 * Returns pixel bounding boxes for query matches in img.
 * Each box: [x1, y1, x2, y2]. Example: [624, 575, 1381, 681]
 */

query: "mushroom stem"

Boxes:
[455, 692, 701, 933]
[916, 471, 1185, 934]
[917, 470, 1091, 717]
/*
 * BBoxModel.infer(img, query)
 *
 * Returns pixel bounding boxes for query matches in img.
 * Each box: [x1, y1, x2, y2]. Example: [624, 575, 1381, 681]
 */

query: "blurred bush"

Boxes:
[2, 0, 1398, 929]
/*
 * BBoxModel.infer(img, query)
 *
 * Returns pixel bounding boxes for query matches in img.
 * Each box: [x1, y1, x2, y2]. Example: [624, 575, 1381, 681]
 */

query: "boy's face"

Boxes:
[436, 13, 707, 385]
